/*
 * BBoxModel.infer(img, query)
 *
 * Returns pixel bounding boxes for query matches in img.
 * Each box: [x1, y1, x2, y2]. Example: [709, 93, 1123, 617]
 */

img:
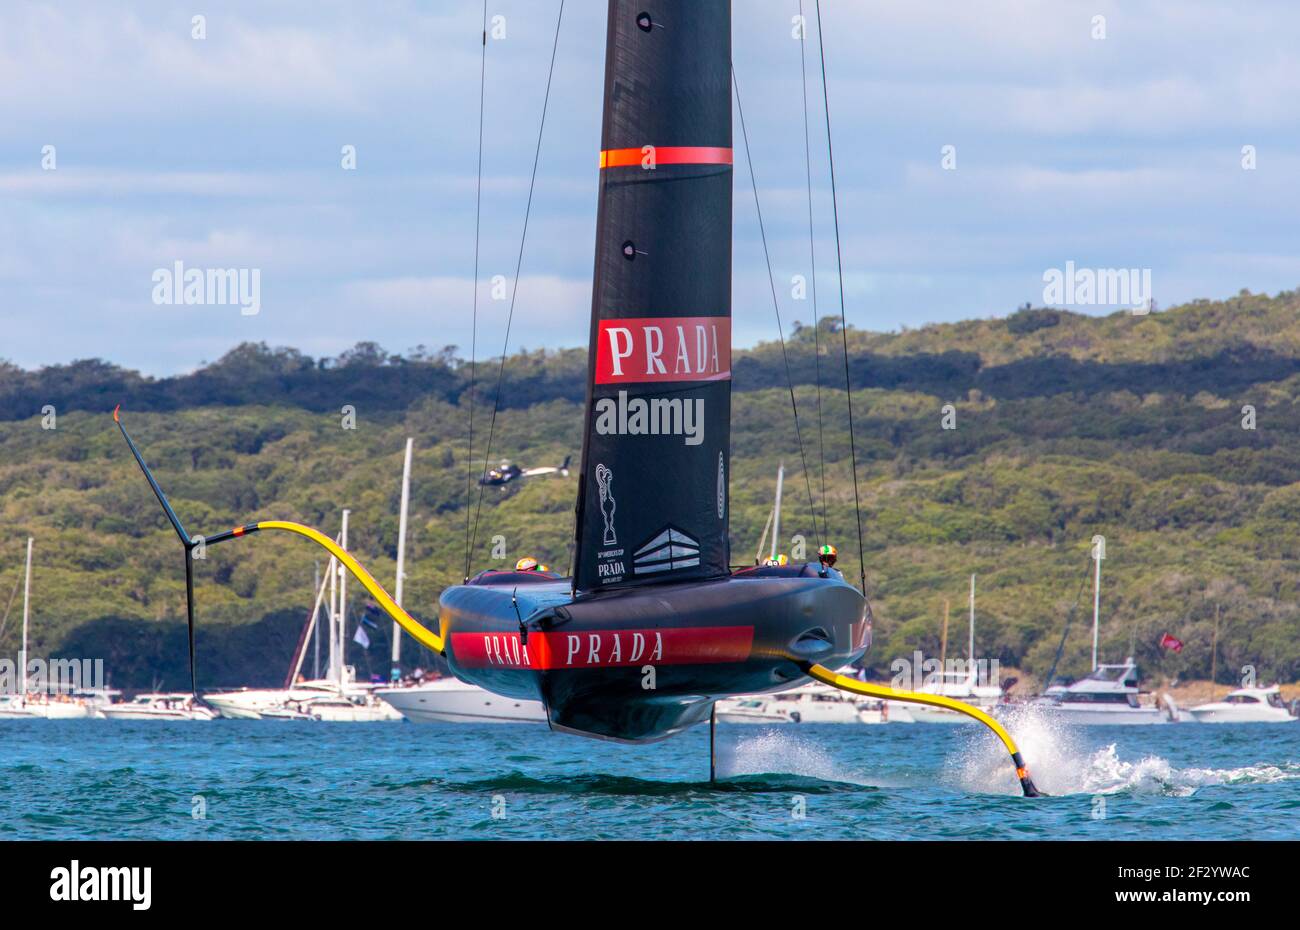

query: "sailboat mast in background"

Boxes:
[337, 509, 350, 691]
[1091, 534, 1105, 671]
[968, 573, 976, 664]
[20, 536, 33, 699]
[769, 461, 785, 563]
[392, 438, 413, 679]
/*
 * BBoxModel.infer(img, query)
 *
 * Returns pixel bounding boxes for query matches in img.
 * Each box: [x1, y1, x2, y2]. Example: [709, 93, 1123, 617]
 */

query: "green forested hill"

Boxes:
[4, 289, 1300, 690]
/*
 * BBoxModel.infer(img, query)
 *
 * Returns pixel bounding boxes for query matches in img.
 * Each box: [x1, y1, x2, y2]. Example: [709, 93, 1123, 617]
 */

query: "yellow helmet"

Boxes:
[515, 556, 539, 572]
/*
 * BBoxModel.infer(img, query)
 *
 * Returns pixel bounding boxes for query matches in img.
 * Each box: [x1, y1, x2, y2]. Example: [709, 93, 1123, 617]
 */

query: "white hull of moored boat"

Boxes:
[1038, 704, 1168, 725]
[203, 682, 365, 719]
[100, 707, 216, 721]
[1184, 686, 1297, 724]
[0, 700, 92, 719]
[100, 693, 216, 720]
[376, 680, 546, 724]
[299, 698, 401, 722]
[201, 697, 264, 720]
[1185, 706, 1295, 724]
[18, 702, 93, 719]
[899, 703, 986, 724]
[715, 682, 881, 725]
[714, 706, 793, 724]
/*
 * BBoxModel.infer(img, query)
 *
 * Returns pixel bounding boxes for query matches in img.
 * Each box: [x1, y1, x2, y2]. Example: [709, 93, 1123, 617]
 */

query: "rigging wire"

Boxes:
[732, 64, 822, 551]
[0, 573, 20, 645]
[467, 0, 566, 573]
[463, 0, 489, 582]
[1043, 552, 1097, 688]
[814, 0, 867, 594]
[798, 0, 830, 544]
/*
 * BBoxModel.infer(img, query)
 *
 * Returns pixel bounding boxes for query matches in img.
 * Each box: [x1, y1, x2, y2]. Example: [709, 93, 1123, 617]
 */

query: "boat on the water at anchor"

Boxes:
[0, 689, 121, 719]
[100, 693, 216, 721]
[715, 681, 906, 725]
[203, 682, 334, 720]
[1025, 658, 1173, 725]
[293, 693, 400, 722]
[376, 677, 546, 724]
[1184, 685, 1298, 724]
[205, 674, 399, 721]
[0, 538, 118, 719]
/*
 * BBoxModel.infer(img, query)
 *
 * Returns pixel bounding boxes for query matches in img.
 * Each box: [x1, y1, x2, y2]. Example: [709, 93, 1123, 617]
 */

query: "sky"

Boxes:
[3, 0, 1300, 375]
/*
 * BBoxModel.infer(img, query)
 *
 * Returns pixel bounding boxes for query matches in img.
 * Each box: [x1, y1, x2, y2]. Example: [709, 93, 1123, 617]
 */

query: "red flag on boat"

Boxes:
[1159, 632, 1184, 653]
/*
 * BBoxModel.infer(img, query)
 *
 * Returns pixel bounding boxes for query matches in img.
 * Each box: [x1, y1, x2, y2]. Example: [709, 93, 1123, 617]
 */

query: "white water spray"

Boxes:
[950, 704, 1300, 796]
[721, 730, 884, 786]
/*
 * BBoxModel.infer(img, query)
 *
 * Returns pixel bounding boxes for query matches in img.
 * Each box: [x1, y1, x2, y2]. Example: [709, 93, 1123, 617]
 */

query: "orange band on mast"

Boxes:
[599, 146, 733, 169]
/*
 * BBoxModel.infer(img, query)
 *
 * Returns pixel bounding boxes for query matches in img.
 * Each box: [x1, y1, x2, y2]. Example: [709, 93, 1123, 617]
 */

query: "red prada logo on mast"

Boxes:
[595, 317, 731, 384]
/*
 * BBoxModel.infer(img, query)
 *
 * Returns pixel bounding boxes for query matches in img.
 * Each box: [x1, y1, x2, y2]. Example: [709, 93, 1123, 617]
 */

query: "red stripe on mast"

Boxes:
[599, 146, 733, 169]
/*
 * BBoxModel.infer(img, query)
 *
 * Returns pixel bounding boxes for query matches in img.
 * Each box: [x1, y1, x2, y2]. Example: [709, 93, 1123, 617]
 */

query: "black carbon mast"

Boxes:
[572, 0, 734, 593]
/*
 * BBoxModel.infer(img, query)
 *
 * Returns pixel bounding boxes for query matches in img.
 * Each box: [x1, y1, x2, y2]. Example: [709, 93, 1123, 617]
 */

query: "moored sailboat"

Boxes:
[0, 538, 109, 719]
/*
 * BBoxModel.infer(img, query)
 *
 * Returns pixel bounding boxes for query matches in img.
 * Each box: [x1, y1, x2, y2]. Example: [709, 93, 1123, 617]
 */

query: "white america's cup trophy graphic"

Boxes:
[596, 464, 617, 546]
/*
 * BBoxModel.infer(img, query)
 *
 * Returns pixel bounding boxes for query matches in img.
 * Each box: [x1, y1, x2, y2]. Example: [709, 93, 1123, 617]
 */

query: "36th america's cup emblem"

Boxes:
[595, 463, 617, 546]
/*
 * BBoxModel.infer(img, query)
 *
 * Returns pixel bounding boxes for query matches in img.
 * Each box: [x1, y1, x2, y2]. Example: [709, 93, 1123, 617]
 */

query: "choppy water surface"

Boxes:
[3, 709, 1297, 839]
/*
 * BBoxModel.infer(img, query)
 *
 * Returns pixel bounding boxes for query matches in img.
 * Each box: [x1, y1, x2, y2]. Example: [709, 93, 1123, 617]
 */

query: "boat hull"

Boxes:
[900, 704, 982, 724]
[303, 701, 400, 722]
[100, 709, 215, 720]
[1185, 706, 1297, 724]
[437, 570, 869, 742]
[376, 681, 546, 724]
[714, 708, 792, 725]
[1033, 705, 1168, 725]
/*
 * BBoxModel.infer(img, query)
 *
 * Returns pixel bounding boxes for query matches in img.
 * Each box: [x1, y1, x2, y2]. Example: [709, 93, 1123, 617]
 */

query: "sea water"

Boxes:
[3, 715, 1297, 839]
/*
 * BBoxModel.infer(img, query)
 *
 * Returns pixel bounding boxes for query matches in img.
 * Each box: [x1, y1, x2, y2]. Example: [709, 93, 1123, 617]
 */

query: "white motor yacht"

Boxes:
[0, 693, 89, 718]
[1184, 685, 1297, 724]
[1029, 658, 1171, 725]
[203, 679, 369, 719]
[100, 693, 216, 720]
[375, 677, 546, 724]
[294, 692, 401, 722]
[0, 694, 39, 718]
[0, 687, 122, 719]
[715, 681, 881, 724]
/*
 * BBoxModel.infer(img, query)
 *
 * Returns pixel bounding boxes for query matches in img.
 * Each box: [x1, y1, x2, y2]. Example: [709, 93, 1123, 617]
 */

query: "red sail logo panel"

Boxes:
[595, 317, 731, 384]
